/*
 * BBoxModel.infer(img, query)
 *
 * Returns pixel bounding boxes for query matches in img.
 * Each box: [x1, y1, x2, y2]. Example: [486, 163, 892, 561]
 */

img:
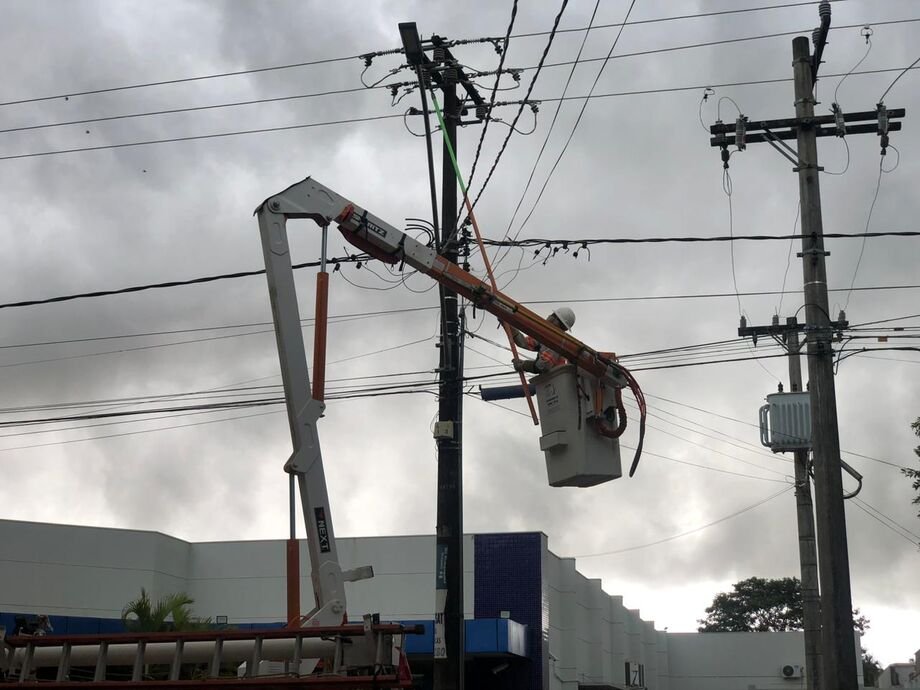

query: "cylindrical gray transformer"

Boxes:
[532, 365, 622, 487]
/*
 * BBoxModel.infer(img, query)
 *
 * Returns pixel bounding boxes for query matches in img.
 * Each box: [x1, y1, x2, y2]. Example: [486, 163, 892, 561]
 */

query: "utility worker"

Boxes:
[511, 307, 576, 374]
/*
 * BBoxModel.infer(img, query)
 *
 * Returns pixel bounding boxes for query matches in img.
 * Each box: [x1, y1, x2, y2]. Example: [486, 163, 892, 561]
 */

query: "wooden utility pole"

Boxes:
[785, 316, 821, 690]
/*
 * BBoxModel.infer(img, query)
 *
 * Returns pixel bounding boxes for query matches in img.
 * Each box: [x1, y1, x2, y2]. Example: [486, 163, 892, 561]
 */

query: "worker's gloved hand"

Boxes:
[512, 358, 525, 372]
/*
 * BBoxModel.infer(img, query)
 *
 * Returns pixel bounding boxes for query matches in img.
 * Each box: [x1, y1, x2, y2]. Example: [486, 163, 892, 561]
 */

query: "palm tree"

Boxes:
[121, 589, 211, 632]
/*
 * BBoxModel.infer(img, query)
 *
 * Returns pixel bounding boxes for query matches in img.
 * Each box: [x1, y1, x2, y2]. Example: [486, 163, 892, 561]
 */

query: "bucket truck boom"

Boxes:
[255, 177, 645, 614]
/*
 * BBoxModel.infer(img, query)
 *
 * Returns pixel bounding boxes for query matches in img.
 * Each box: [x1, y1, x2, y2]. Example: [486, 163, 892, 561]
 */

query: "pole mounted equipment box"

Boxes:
[760, 391, 812, 452]
[533, 365, 622, 487]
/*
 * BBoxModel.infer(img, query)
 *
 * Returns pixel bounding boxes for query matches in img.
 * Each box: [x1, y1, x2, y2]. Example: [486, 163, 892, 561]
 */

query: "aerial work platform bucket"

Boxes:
[532, 365, 622, 487]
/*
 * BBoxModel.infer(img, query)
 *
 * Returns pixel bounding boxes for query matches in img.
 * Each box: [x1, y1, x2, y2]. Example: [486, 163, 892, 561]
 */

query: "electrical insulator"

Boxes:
[812, 27, 822, 48]
[443, 66, 458, 86]
[861, 26, 873, 44]
[433, 46, 447, 64]
[734, 115, 747, 151]
[831, 103, 846, 137]
[476, 104, 488, 121]
[772, 314, 780, 327]
[819, 0, 831, 21]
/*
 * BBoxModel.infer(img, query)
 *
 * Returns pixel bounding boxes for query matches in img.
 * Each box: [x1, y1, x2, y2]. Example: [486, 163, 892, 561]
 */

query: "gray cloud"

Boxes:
[1, 0, 918, 666]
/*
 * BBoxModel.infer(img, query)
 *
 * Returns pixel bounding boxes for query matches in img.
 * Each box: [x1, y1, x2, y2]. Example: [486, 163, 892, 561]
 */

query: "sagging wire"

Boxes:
[833, 26, 873, 106]
[717, 95, 743, 121]
[776, 202, 801, 316]
[403, 107, 441, 137]
[698, 87, 716, 134]
[361, 61, 410, 88]
[843, 145, 898, 311]
[391, 83, 417, 107]
[823, 26, 873, 177]
[490, 102, 539, 135]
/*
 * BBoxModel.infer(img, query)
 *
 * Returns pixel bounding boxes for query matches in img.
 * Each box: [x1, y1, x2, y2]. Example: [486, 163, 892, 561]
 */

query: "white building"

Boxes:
[878, 658, 920, 688]
[0, 519, 864, 689]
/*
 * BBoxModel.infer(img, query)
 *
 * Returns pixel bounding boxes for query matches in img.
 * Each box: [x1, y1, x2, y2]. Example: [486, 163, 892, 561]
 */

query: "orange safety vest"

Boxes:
[521, 334, 567, 371]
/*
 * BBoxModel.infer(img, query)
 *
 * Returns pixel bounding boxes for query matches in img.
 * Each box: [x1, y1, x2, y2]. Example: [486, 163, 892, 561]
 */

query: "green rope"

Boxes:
[429, 91, 470, 198]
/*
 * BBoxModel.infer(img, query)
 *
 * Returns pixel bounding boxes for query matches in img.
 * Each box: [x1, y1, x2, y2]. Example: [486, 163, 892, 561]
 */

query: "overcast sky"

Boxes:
[1, 0, 918, 667]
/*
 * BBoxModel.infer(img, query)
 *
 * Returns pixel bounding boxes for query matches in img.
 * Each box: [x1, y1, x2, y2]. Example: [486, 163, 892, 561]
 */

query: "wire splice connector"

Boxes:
[831, 102, 846, 137]
[734, 115, 748, 151]
[877, 102, 890, 155]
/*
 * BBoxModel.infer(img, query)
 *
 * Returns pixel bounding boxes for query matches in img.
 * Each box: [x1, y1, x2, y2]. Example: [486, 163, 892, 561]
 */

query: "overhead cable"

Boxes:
[458, 0, 570, 232]
[0, 254, 366, 310]
[0, 1, 845, 109]
[484, 0, 604, 247]
[7, 18, 914, 139]
[573, 487, 792, 558]
[4, 64, 919, 163]
[462, 0, 519, 198]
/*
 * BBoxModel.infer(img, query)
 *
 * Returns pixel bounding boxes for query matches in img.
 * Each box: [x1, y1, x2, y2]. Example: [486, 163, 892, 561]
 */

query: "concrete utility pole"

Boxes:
[434, 70, 465, 690]
[785, 316, 821, 690]
[714, 28, 905, 690]
[791, 36, 858, 690]
[395, 25, 487, 690]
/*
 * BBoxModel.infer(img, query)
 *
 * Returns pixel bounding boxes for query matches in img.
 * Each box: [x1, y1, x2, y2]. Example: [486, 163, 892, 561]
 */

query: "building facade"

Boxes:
[0, 519, 863, 689]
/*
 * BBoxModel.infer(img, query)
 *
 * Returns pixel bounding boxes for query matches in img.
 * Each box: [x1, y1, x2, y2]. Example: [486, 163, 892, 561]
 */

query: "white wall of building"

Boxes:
[1, 519, 879, 690]
[0, 520, 189, 619]
[879, 662, 920, 688]
[0, 520, 473, 625]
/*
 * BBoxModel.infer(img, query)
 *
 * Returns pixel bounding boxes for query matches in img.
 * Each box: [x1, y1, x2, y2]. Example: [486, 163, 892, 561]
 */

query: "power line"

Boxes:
[481, 230, 920, 246]
[879, 54, 920, 102]
[0, 84, 385, 136]
[6, 16, 911, 140]
[853, 497, 920, 542]
[0, 113, 404, 162]
[573, 487, 792, 558]
[462, 0, 519, 199]
[0, 255, 366, 310]
[0, 54, 362, 108]
[851, 498, 920, 546]
[0, 305, 436, 351]
[506, 1, 849, 40]
[459, 0, 570, 230]
[494, 0, 638, 281]
[0, 1, 840, 110]
[486, 0, 604, 257]
[3, 62, 918, 163]
[644, 392, 913, 471]
[492, 64, 920, 107]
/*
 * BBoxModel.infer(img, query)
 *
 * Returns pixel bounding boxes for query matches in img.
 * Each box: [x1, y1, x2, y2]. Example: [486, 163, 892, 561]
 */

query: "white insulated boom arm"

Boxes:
[255, 177, 645, 616]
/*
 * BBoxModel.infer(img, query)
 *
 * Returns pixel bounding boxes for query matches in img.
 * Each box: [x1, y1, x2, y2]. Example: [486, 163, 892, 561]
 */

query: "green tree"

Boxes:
[698, 577, 876, 683]
[697, 577, 804, 632]
[903, 418, 920, 518]
[862, 651, 883, 687]
[121, 588, 211, 632]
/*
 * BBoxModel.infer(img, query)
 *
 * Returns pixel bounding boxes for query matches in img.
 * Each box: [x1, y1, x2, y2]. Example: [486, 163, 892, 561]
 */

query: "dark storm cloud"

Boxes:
[1, 0, 917, 663]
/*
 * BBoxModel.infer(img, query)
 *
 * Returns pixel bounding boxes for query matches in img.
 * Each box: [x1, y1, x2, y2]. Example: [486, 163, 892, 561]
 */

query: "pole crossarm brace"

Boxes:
[762, 127, 806, 167]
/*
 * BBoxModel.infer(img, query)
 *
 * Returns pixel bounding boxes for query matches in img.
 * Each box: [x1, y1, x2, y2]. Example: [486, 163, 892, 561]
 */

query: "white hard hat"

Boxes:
[552, 307, 576, 331]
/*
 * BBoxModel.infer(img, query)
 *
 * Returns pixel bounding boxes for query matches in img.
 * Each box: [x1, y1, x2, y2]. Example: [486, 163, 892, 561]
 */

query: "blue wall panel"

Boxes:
[474, 533, 543, 689]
